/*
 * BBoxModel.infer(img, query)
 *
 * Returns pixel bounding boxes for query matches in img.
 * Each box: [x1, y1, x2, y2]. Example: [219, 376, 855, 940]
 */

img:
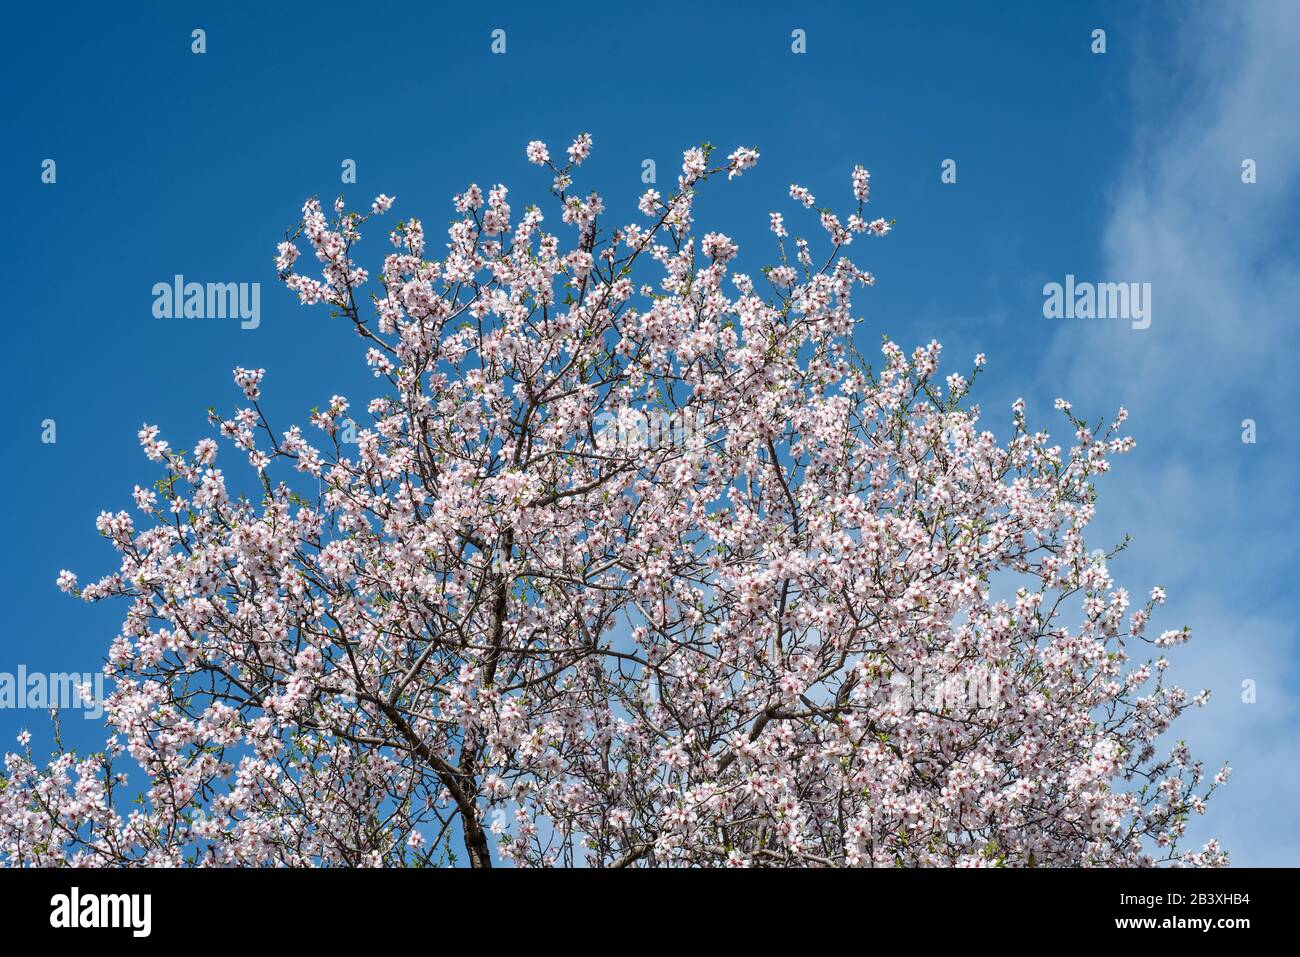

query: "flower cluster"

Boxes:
[1, 135, 1225, 868]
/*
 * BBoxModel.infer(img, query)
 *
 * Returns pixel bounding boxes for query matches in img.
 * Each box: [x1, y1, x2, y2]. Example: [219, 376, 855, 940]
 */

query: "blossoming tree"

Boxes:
[2, 137, 1227, 867]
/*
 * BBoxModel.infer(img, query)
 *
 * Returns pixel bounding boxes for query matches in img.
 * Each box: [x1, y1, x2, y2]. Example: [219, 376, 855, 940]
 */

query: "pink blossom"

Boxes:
[2, 136, 1224, 871]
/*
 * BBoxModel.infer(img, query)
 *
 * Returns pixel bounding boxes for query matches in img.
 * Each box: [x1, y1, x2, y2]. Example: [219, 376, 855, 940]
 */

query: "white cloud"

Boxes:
[1043, 0, 1300, 865]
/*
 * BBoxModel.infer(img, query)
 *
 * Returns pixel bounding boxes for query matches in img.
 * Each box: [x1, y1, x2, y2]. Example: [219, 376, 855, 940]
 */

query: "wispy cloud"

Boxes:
[1046, 0, 1300, 864]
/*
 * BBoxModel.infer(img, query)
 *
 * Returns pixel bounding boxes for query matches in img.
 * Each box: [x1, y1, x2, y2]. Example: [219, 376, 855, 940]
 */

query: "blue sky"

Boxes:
[1, 0, 1296, 864]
